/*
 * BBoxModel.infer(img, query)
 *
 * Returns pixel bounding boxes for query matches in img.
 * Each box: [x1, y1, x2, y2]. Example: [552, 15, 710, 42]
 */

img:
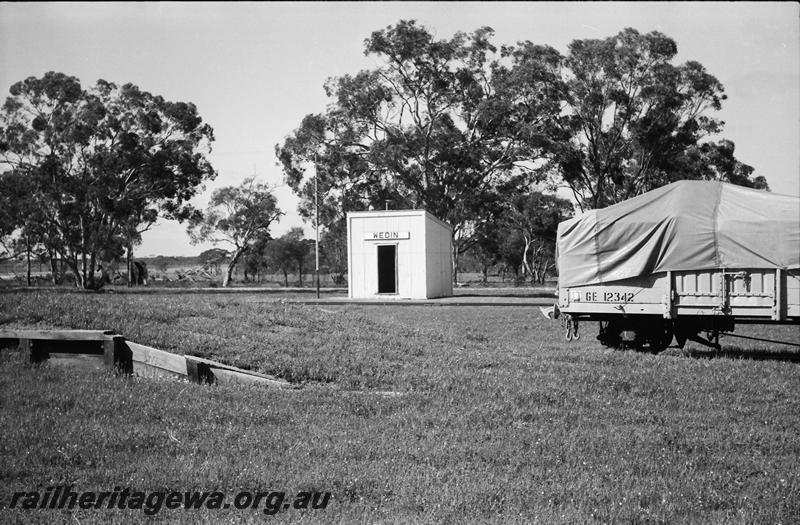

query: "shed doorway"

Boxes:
[377, 245, 397, 294]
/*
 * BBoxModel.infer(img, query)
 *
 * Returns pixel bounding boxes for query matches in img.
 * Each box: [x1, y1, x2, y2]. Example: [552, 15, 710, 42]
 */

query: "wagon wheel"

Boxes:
[597, 321, 622, 348]
[675, 329, 688, 349]
[636, 323, 673, 353]
[647, 326, 673, 353]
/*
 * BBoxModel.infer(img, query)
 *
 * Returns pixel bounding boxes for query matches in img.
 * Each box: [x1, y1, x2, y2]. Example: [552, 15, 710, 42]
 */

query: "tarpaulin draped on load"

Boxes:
[556, 180, 800, 287]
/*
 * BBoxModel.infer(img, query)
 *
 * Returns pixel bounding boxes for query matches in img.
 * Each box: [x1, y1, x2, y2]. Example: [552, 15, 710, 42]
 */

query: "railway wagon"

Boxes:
[547, 180, 800, 350]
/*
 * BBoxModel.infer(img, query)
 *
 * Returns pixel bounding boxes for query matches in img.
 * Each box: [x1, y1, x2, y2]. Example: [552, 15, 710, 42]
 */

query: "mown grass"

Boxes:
[0, 291, 798, 523]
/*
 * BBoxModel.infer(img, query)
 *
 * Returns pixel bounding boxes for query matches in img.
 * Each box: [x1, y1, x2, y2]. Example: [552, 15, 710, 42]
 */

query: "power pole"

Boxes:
[315, 153, 320, 299]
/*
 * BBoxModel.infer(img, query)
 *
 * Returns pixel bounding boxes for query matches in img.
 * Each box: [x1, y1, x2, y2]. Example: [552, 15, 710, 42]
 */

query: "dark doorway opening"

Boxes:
[377, 245, 397, 294]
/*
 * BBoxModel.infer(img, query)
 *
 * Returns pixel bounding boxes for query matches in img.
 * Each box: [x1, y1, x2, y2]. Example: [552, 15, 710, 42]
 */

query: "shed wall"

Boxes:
[348, 212, 426, 299]
[347, 210, 452, 299]
[425, 214, 453, 298]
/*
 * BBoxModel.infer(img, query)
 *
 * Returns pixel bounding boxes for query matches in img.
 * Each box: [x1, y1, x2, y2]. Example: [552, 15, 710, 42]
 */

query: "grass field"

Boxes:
[1, 291, 799, 523]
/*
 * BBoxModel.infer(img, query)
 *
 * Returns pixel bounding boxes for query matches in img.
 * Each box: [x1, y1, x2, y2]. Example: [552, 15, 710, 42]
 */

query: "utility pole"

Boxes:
[315, 153, 320, 299]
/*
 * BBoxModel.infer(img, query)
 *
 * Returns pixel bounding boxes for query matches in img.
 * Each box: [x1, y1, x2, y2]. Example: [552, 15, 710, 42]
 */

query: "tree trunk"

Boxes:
[539, 258, 551, 285]
[49, 254, 58, 285]
[283, 270, 288, 287]
[79, 216, 89, 289]
[530, 244, 546, 285]
[88, 253, 95, 289]
[223, 263, 233, 287]
[452, 243, 459, 285]
[68, 253, 83, 289]
[88, 251, 97, 289]
[25, 236, 31, 286]
[520, 236, 532, 282]
[223, 247, 245, 287]
[82, 251, 88, 288]
[126, 237, 134, 287]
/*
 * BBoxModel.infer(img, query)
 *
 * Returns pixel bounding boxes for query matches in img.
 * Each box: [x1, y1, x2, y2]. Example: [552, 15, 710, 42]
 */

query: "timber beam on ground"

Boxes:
[0, 329, 294, 389]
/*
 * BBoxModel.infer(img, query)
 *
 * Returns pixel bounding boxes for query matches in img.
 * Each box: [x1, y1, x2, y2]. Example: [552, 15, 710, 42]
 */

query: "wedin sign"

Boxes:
[364, 231, 410, 240]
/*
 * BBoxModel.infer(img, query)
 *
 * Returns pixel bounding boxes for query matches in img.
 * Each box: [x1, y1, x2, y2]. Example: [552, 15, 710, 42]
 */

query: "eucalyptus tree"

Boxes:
[320, 218, 348, 285]
[258, 230, 313, 288]
[187, 178, 283, 287]
[529, 28, 768, 210]
[90, 80, 216, 285]
[276, 20, 566, 280]
[0, 72, 215, 288]
[501, 191, 573, 284]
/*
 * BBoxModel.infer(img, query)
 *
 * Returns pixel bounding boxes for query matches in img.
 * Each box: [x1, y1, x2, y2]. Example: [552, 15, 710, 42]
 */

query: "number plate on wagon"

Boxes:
[574, 290, 636, 302]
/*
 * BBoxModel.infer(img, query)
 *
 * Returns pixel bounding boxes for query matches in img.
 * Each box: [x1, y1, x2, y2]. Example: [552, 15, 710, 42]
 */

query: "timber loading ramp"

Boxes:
[0, 287, 555, 307]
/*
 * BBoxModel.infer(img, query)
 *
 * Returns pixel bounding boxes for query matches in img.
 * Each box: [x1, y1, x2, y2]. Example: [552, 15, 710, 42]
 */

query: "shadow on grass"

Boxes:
[0, 338, 18, 351]
[454, 292, 556, 299]
[657, 345, 800, 363]
[682, 347, 800, 363]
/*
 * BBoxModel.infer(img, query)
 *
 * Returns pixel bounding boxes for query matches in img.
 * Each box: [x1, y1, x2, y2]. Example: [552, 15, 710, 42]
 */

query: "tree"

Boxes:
[0, 171, 29, 263]
[0, 72, 215, 288]
[0, 169, 71, 285]
[320, 218, 348, 285]
[258, 229, 314, 287]
[276, 20, 566, 282]
[527, 28, 767, 210]
[89, 80, 216, 285]
[263, 237, 293, 287]
[152, 256, 171, 274]
[198, 248, 230, 276]
[282, 227, 312, 287]
[187, 178, 282, 287]
[501, 191, 573, 284]
[0, 73, 91, 285]
[466, 221, 502, 284]
[241, 233, 271, 282]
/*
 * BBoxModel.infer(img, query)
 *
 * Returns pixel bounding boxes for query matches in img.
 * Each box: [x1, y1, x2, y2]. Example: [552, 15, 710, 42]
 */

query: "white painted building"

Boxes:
[346, 210, 453, 299]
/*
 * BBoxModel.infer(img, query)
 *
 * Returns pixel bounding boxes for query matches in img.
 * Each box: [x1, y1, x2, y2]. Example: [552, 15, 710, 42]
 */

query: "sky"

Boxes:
[1, 2, 798, 256]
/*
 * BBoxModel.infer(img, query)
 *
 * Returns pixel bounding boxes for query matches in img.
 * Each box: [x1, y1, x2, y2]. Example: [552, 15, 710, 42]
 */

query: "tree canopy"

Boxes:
[534, 28, 768, 209]
[277, 23, 766, 284]
[276, 20, 566, 277]
[0, 71, 215, 287]
[0, 26, 769, 288]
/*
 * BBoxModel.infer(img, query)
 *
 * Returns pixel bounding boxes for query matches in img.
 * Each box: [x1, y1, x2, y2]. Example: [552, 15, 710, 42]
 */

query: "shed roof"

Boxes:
[346, 209, 452, 232]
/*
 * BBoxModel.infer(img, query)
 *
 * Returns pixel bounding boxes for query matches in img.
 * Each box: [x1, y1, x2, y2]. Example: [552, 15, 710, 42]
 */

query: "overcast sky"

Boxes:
[1, 2, 798, 256]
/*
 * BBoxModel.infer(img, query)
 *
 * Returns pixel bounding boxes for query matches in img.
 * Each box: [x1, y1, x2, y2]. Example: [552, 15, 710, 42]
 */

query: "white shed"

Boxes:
[346, 210, 453, 299]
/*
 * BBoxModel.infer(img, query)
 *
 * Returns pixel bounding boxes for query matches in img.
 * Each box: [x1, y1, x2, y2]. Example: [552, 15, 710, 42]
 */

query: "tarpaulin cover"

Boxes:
[557, 180, 800, 287]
